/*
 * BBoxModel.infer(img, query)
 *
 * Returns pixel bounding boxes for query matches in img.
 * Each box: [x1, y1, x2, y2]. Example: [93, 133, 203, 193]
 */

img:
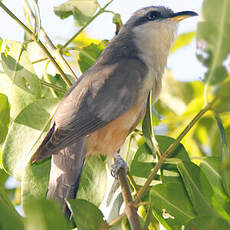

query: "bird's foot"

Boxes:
[111, 152, 129, 179]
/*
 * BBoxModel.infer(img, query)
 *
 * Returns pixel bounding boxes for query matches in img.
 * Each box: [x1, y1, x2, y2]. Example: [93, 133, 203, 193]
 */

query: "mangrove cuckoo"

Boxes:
[31, 6, 198, 214]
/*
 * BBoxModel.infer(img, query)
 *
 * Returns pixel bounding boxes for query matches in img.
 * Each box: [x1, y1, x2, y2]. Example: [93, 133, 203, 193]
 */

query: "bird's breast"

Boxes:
[85, 100, 146, 157]
[140, 65, 163, 103]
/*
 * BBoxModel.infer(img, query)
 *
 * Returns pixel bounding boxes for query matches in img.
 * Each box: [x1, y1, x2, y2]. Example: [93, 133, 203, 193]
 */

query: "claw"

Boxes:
[111, 152, 129, 179]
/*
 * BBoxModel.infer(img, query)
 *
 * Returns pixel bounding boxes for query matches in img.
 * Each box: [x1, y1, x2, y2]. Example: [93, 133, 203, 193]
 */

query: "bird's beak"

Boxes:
[170, 11, 198, 22]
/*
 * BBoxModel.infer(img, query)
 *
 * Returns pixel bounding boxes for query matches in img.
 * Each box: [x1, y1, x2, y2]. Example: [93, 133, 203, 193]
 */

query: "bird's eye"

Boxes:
[147, 11, 161, 20]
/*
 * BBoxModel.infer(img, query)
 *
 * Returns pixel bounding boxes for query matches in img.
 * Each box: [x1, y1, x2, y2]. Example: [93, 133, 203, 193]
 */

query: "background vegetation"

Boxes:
[0, 0, 230, 229]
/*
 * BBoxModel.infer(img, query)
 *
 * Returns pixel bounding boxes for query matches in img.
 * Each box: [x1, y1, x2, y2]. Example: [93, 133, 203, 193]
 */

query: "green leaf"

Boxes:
[180, 96, 203, 118]
[197, 0, 230, 84]
[26, 41, 72, 96]
[112, 13, 123, 34]
[78, 43, 104, 73]
[1, 98, 59, 179]
[21, 151, 106, 212]
[193, 117, 213, 147]
[130, 143, 154, 179]
[210, 126, 230, 159]
[185, 216, 230, 230]
[112, 13, 123, 26]
[24, 199, 69, 230]
[73, 8, 92, 27]
[47, 74, 68, 97]
[200, 157, 230, 221]
[0, 93, 10, 144]
[142, 92, 155, 155]
[130, 136, 190, 180]
[150, 182, 195, 230]
[0, 37, 3, 49]
[54, 0, 98, 27]
[156, 136, 190, 162]
[0, 189, 24, 230]
[0, 40, 41, 119]
[177, 161, 216, 215]
[170, 32, 196, 54]
[214, 79, 230, 100]
[78, 155, 107, 206]
[0, 169, 9, 187]
[119, 133, 139, 167]
[68, 199, 109, 230]
[214, 100, 230, 113]
[157, 135, 190, 176]
[142, 206, 152, 230]
[215, 115, 230, 196]
[21, 160, 50, 208]
[200, 157, 229, 198]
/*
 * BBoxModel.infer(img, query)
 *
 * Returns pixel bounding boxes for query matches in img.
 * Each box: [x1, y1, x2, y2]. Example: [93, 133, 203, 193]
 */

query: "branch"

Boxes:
[118, 167, 142, 230]
[62, 0, 114, 49]
[134, 98, 217, 204]
[0, 2, 72, 88]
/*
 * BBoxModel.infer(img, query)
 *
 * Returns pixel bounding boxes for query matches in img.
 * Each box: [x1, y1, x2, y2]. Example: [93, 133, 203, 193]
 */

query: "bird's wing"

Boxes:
[32, 59, 147, 161]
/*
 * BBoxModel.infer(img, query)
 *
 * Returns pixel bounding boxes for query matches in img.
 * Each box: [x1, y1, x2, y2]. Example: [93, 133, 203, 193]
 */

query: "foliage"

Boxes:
[0, 0, 230, 229]
[54, 0, 98, 27]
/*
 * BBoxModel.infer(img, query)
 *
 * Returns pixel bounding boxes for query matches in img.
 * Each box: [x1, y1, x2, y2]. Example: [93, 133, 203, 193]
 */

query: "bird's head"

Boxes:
[122, 6, 198, 72]
[130, 6, 197, 26]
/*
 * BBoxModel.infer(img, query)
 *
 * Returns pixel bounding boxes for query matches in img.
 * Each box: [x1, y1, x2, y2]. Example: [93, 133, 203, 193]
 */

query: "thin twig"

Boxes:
[35, 40, 72, 87]
[118, 168, 142, 230]
[108, 213, 126, 227]
[32, 57, 48, 64]
[127, 171, 138, 194]
[44, 60, 58, 97]
[62, 0, 114, 48]
[40, 30, 78, 80]
[0, 2, 72, 88]
[134, 98, 217, 204]
[40, 80, 66, 94]
[23, 0, 78, 80]
[125, 134, 134, 162]
[0, 2, 32, 35]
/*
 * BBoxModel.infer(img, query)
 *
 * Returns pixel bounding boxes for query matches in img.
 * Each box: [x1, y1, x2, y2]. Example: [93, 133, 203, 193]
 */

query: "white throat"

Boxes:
[133, 20, 178, 78]
[132, 20, 178, 101]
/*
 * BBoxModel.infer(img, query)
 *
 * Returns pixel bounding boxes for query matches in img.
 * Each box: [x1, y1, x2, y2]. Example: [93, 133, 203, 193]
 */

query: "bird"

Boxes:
[31, 6, 198, 215]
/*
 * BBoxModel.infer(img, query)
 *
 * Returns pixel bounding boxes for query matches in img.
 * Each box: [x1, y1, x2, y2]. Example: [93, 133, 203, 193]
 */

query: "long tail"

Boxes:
[46, 137, 86, 217]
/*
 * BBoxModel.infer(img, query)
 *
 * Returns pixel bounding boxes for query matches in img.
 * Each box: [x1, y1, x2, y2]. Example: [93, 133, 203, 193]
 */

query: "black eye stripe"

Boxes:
[133, 10, 164, 26]
[146, 11, 161, 20]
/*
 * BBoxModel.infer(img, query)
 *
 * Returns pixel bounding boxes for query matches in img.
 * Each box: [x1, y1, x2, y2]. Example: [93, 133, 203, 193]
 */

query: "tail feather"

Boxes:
[46, 137, 86, 216]
[31, 123, 56, 163]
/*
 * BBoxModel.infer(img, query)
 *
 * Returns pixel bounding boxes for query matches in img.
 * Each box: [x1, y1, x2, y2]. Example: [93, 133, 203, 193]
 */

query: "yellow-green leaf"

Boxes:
[170, 32, 196, 54]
